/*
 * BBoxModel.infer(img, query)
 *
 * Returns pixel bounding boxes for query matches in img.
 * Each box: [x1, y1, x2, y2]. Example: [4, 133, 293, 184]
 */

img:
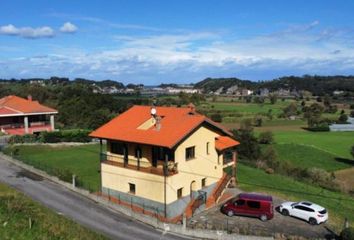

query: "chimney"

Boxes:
[27, 95, 32, 101]
[187, 103, 195, 114]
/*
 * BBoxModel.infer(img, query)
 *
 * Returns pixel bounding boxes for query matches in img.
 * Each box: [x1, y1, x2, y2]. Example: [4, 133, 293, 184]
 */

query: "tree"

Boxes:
[350, 110, 354, 118]
[253, 96, 265, 104]
[303, 103, 324, 128]
[338, 113, 348, 124]
[258, 131, 274, 144]
[269, 93, 278, 104]
[283, 102, 298, 118]
[254, 117, 263, 127]
[232, 127, 261, 161]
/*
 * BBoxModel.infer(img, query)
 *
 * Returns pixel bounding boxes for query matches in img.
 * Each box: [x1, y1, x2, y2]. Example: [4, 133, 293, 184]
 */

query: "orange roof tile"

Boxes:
[0, 95, 58, 115]
[215, 136, 240, 151]
[90, 105, 236, 149]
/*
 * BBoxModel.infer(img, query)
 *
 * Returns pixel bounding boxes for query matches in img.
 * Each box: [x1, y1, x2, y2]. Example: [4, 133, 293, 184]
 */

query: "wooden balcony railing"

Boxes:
[100, 153, 178, 177]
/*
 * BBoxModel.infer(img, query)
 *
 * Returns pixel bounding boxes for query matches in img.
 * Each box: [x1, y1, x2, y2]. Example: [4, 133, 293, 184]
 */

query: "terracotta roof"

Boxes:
[0, 95, 57, 115]
[90, 105, 235, 149]
[215, 136, 240, 151]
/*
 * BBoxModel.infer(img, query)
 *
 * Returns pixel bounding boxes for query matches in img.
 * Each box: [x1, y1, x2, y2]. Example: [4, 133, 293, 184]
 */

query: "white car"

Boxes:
[279, 201, 328, 225]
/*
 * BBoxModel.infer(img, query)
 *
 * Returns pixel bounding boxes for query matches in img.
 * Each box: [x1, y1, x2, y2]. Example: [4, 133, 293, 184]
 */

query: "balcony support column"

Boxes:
[164, 154, 168, 218]
[50, 115, 55, 131]
[99, 139, 103, 192]
[137, 151, 140, 170]
[24, 116, 29, 134]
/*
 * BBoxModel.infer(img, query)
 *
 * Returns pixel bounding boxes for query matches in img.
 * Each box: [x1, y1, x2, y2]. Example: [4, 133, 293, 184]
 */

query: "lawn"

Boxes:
[273, 131, 354, 159]
[236, 163, 354, 229]
[0, 183, 106, 240]
[274, 143, 353, 171]
[3, 144, 101, 192]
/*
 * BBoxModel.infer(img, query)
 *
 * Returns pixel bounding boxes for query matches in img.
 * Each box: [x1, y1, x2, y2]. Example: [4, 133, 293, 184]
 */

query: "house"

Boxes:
[0, 95, 58, 135]
[90, 104, 239, 221]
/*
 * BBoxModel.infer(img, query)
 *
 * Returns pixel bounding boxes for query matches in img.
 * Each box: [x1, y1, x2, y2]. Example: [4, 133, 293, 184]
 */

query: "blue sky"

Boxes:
[1, 0, 354, 84]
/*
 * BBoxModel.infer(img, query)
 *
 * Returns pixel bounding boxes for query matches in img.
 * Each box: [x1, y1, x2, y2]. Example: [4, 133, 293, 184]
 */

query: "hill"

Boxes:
[195, 75, 354, 95]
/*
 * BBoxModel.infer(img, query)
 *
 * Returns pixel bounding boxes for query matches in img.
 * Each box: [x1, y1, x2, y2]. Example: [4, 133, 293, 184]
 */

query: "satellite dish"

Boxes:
[151, 107, 157, 116]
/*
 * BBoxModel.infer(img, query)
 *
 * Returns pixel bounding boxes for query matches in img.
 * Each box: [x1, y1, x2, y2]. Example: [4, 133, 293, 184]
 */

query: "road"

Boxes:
[0, 157, 190, 240]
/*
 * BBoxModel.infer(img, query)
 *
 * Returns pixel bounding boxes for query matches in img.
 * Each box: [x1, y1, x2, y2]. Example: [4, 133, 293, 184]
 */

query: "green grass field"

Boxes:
[4, 144, 101, 192]
[273, 131, 354, 159]
[0, 183, 106, 240]
[274, 143, 353, 171]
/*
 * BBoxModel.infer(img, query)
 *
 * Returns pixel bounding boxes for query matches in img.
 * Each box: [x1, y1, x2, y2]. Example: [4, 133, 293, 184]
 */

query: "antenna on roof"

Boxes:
[150, 103, 161, 131]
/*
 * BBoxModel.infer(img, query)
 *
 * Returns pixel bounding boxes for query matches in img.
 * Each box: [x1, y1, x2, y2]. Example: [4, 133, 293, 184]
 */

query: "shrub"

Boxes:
[8, 134, 38, 144]
[350, 110, 354, 118]
[340, 227, 354, 240]
[258, 131, 274, 144]
[338, 114, 348, 124]
[210, 113, 222, 123]
[39, 129, 91, 143]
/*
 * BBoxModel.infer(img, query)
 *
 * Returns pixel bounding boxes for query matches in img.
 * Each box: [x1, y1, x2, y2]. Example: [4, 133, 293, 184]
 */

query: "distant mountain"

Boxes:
[194, 77, 255, 93]
[195, 75, 354, 95]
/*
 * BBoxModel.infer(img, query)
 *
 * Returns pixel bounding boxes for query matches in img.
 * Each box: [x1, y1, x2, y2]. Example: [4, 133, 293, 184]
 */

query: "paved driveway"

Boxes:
[0, 156, 189, 240]
[189, 188, 334, 239]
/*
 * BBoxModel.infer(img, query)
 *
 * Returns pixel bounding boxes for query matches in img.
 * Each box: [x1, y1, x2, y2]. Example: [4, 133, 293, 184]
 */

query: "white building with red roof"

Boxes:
[0, 95, 58, 135]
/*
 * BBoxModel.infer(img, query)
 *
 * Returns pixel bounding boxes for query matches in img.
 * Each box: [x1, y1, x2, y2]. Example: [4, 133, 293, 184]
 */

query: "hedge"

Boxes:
[7, 129, 92, 144]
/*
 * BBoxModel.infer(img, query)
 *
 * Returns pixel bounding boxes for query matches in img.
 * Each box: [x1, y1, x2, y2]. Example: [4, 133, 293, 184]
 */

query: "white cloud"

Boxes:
[1, 21, 354, 82]
[0, 24, 54, 38]
[60, 22, 78, 33]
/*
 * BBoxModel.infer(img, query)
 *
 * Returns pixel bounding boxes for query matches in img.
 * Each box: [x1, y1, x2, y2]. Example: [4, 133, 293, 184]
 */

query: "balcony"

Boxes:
[100, 153, 178, 176]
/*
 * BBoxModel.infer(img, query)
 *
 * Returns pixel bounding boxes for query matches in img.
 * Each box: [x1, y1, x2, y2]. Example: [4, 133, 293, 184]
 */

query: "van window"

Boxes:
[247, 200, 261, 209]
[234, 199, 245, 206]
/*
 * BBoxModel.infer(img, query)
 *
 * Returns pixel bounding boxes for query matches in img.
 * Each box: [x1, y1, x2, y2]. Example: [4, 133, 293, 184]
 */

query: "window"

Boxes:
[206, 142, 210, 155]
[201, 178, 206, 188]
[135, 146, 142, 158]
[129, 183, 136, 194]
[294, 206, 314, 212]
[177, 188, 183, 199]
[247, 200, 261, 209]
[185, 146, 195, 160]
[234, 199, 245, 206]
[111, 142, 125, 155]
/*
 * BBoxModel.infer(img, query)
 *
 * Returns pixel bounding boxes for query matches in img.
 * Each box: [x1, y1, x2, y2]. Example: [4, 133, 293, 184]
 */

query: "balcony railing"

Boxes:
[100, 153, 178, 176]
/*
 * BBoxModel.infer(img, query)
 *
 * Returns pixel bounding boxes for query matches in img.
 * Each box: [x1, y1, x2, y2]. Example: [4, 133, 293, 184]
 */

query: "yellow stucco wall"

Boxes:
[102, 125, 224, 204]
[101, 163, 165, 202]
[166, 125, 223, 203]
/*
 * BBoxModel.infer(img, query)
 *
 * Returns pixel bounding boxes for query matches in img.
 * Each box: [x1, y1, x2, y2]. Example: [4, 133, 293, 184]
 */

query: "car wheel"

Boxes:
[227, 210, 234, 217]
[309, 218, 317, 225]
[281, 209, 289, 216]
[260, 214, 267, 221]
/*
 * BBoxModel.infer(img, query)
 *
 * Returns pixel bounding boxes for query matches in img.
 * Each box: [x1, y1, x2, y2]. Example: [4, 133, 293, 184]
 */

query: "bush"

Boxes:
[258, 131, 274, 144]
[350, 110, 354, 118]
[8, 134, 38, 144]
[210, 113, 222, 123]
[39, 129, 91, 143]
[338, 114, 348, 124]
[306, 123, 330, 132]
[340, 227, 354, 240]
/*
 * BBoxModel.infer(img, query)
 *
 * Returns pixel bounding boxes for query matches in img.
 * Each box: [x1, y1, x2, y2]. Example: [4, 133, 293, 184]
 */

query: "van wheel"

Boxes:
[309, 218, 317, 225]
[281, 209, 289, 216]
[227, 210, 234, 217]
[260, 214, 267, 221]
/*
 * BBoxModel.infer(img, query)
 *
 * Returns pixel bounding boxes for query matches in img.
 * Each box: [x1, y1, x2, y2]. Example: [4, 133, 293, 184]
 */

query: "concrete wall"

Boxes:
[102, 182, 217, 218]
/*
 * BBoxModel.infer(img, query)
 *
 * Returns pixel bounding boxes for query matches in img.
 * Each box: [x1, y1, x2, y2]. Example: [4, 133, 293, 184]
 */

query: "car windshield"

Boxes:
[291, 202, 298, 207]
